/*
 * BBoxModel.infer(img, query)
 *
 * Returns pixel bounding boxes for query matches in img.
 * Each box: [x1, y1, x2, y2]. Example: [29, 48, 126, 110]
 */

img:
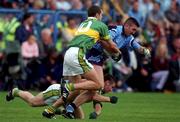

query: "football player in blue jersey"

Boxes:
[87, 17, 150, 90]
[87, 17, 151, 119]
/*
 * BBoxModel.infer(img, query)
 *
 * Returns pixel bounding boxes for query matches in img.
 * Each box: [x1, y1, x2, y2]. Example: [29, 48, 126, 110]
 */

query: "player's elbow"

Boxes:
[99, 81, 104, 89]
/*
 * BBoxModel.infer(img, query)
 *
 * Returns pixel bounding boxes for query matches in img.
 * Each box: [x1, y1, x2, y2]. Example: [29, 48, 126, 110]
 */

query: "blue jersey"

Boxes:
[86, 25, 141, 66]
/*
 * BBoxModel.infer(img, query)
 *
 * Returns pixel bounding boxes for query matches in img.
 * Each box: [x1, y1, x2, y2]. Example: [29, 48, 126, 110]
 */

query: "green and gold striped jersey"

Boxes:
[68, 17, 110, 53]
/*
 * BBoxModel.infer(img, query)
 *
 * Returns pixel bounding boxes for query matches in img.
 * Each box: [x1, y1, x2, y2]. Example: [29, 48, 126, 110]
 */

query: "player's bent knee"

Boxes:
[99, 82, 104, 89]
[96, 81, 104, 90]
[95, 83, 102, 90]
[29, 102, 38, 107]
[29, 102, 37, 107]
[29, 99, 39, 107]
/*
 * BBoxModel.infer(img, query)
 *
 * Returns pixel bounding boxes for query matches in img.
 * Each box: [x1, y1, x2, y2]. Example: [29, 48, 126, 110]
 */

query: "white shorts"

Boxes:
[63, 47, 93, 76]
[42, 84, 61, 105]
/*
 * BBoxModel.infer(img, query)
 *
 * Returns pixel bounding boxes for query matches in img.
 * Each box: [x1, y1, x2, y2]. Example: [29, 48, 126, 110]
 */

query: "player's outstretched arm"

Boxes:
[89, 102, 102, 119]
[137, 47, 151, 58]
[100, 39, 120, 54]
[100, 39, 122, 61]
[89, 93, 118, 119]
[93, 93, 118, 104]
[130, 39, 151, 58]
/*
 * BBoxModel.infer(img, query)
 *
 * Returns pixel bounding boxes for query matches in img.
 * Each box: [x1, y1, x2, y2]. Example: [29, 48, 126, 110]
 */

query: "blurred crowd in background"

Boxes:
[0, 0, 179, 93]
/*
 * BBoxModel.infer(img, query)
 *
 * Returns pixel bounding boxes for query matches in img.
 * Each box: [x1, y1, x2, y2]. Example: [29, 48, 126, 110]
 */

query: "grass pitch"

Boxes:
[0, 92, 180, 122]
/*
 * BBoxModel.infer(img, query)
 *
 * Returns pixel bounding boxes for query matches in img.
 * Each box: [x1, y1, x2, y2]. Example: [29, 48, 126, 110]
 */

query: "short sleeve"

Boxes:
[99, 23, 110, 40]
[109, 28, 118, 40]
[129, 39, 141, 50]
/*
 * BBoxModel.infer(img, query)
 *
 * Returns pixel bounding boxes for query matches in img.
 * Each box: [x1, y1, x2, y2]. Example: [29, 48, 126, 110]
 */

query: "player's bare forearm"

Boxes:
[93, 93, 118, 104]
[137, 47, 145, 54]
[100, 39, 120, 54]
[137, 47, 151, 58]
[94, 103, 102, 115]
[93, 93, 110, 102]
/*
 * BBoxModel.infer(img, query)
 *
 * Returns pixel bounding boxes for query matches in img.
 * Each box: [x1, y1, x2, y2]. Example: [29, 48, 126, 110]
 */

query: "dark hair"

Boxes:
[67, 17, 75, 22]
[27, 34, 35, 39]
[22, 13, 33, 22]
[104, 74, 115, 84]
[154, 1, 161, 7]
[88, 5, 101, 17]
[124, 17, 140, 27]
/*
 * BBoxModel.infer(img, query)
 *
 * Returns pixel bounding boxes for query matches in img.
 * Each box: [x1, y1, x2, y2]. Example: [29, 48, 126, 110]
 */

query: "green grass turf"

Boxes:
[0, 92, 180, 122]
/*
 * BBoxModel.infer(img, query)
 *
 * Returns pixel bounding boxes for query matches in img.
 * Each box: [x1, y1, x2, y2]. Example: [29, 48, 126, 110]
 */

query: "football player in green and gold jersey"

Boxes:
[43, 5, 120, 119]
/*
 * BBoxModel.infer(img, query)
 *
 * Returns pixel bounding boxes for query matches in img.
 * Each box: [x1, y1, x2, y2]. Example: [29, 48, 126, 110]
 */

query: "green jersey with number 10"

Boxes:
[68, 17, 110, 53]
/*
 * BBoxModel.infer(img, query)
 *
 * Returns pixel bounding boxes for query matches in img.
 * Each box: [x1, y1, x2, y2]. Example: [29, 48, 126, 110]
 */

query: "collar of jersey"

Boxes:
[122, 26, 128, 37]
[88, 17, 97, 20]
